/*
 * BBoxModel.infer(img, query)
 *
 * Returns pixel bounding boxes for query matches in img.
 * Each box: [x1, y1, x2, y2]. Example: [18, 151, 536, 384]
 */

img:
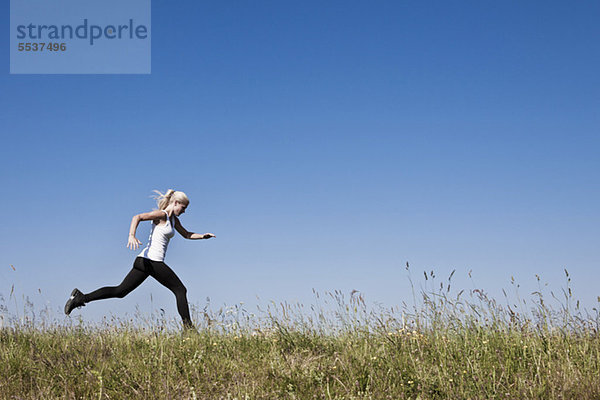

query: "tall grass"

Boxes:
[1, 266, 599, 399]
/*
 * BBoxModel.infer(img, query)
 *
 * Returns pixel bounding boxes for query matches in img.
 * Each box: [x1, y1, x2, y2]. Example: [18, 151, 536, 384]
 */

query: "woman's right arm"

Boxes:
[127, 210, 167, 250]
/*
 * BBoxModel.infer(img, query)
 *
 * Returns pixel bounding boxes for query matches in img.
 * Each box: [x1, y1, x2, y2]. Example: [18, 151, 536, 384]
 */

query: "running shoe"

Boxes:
[64, 288, 86, 315]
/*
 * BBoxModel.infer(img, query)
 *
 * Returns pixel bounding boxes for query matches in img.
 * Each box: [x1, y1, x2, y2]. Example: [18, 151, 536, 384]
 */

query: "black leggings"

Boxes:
[83, 257, 193, 327]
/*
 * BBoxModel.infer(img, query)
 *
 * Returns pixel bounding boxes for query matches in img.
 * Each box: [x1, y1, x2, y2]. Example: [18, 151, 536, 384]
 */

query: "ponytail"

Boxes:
[152, 189, 189, 210]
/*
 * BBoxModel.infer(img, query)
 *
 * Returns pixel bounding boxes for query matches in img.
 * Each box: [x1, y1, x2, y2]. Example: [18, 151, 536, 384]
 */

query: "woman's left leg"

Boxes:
[148, 260, 193, 328]
[84, 265, 148, 302]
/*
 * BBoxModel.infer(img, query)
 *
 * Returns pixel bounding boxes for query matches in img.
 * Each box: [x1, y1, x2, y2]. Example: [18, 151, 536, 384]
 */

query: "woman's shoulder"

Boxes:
[151, 210, 170, 226]
[137, 209, 168, 221]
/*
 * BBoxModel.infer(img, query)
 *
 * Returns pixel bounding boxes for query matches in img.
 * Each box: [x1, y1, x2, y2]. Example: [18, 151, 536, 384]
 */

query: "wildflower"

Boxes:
[408, 380, 414, 384]
[212, 342, 217, 346]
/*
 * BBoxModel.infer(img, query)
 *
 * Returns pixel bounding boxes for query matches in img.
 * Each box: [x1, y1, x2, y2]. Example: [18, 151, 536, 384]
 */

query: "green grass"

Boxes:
[1, 268, 599, 399]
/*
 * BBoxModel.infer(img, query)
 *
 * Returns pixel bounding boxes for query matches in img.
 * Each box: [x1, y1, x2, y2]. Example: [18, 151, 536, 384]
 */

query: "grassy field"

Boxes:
[1, 268, 599, 399]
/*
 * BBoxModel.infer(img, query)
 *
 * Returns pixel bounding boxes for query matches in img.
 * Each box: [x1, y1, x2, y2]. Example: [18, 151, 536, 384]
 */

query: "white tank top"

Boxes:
[138, 210, 175, 262]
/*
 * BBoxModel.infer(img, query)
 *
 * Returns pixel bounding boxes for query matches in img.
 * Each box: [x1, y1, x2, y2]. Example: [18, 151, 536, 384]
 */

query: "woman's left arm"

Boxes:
[174, 217, 215, 240]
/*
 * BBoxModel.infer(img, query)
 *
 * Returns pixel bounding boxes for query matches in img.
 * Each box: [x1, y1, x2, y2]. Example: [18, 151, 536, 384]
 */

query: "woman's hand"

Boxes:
[127, 235, 142, 250]
[181, 232, 216, 240]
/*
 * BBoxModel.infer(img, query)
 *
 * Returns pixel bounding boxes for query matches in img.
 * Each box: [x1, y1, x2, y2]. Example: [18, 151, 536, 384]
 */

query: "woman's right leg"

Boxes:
[148, 261, 193, 328]
[83, 263, 148, 303]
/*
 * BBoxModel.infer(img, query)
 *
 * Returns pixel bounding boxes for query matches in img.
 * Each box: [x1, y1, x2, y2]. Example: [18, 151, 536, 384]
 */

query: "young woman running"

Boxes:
[64, 189, 215, 329]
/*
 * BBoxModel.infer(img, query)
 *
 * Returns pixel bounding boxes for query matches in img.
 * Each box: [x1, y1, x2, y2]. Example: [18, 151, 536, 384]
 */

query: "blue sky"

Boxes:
[1, 1, 599, 325]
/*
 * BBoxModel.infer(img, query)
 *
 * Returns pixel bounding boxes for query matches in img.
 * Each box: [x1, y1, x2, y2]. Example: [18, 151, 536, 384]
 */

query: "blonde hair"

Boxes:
[152, 189, 190, 210]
